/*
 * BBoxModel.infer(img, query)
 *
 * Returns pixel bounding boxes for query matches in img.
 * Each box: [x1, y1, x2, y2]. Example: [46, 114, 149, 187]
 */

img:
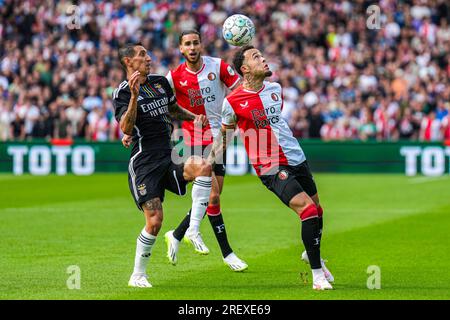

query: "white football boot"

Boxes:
[164, 230, 179, 265]
[301, 251, 334, 283]
[223, 252, 248, 272]
[128, 274, 152, 288]
[312, 273, 333, 290]
[184, 229, 210, 255]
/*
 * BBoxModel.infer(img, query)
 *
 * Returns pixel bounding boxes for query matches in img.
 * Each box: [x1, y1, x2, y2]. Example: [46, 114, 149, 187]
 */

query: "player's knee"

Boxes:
[289, 193, 315, 215]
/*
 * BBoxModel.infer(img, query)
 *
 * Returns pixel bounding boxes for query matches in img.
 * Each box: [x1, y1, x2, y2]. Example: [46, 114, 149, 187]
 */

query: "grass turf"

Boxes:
[0, 173, 449, 300]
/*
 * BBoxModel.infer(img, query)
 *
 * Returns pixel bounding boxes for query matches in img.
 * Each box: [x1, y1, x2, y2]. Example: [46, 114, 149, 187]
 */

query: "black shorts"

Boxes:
[187, 145, 227, 177]
[128, 151, 187, 210]
[259, 161, 318, 206]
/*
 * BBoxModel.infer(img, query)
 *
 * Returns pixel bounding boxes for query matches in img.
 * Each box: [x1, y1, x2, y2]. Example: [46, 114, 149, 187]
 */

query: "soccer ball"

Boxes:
[222, 14, 255, 46]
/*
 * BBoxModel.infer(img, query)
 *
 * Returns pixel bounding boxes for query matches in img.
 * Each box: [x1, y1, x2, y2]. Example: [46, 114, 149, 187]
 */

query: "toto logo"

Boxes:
[400, 146, 450, 176]
[7, 145, 95, 175]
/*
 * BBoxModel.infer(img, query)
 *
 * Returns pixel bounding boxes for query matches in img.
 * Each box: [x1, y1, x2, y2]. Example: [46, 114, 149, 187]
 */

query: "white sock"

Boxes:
[133, 228, 156, 276]
[312, 268, 325, 282]
[188, 176, 212, 234]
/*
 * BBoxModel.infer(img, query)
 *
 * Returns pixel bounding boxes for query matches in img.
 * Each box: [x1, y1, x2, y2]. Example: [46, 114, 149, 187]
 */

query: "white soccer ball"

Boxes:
[222, 14, 255, 46]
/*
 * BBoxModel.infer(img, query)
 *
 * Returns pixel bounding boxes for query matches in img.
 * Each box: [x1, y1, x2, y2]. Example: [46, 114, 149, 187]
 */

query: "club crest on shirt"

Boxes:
[138, 184, 147, 196]
[271, 93, 279, 101]
[227, 65, 235, 76]
[154, 83, 165, 94]
[208, 72, 216, 81]
[278, 170, 289, 180]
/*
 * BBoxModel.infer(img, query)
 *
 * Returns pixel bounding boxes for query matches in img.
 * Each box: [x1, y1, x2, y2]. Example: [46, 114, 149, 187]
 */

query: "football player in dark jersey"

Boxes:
[112, 43, 212, 288]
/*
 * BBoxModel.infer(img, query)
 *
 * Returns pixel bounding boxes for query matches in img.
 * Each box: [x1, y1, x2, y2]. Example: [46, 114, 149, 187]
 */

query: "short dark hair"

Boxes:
[179, 29, 202, 44]
[232, 45, 254, 76]
[118, 42, 142, 70]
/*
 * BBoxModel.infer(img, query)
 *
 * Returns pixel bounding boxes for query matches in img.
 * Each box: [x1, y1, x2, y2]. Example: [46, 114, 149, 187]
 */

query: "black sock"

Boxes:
[208, 213, 233, 258]
[301, 217, 321, 269]
[173, 210, 191, 241]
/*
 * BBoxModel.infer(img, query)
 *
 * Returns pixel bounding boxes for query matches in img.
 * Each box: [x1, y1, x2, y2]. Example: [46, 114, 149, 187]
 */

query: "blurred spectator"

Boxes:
[420, 111, 442, 141]
[31, 113, 50, 139]
[66, 97, 87, 138]
[54, 109, 72, 139]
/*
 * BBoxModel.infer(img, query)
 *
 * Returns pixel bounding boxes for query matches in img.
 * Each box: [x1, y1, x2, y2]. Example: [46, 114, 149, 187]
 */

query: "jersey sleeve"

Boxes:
[280, 84, 284, 111]
[165, 71, 174, 90]
[112, 89, 129, 123]
[222, 98, 237, 126]
[161, 76, 176, 105]
[219, 60, 240, 89]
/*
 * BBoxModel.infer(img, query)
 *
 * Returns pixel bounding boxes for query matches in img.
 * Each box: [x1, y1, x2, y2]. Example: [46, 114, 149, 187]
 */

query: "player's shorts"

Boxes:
[128, 150, 187, 210]
[187, 145, 227, 177]
[259, 160, 317, 206]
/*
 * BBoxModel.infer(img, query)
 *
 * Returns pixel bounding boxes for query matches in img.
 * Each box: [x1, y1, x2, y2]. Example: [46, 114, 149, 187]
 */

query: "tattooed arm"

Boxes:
[120, 71, 141, 135]
[120, 97, 138, 135]
[168, 102, 196, 121]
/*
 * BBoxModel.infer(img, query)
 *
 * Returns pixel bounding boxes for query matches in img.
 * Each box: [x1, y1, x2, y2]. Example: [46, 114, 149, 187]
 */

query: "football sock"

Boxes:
[173, 210, 191, 241]
[207, 204, 233, 258]
[317, 205, 324, 242]
[133, 228, 156, 276]
[299, 204, 321, 270]
[189, 176, 212, 234]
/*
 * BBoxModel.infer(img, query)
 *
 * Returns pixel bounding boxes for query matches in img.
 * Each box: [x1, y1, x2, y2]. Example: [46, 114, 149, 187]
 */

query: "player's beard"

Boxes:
[264, 70, 273, 77]
[185, 52, 200, 64]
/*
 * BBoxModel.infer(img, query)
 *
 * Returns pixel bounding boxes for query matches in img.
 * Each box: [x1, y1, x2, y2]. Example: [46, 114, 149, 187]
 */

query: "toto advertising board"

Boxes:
[0, 140, 449, 176]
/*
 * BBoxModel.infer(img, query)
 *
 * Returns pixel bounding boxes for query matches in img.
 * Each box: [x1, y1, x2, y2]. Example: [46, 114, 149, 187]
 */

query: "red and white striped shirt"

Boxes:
[441, 115, 450, 140]
[222, 81, 306, 176]
[166, 56, 240, 146]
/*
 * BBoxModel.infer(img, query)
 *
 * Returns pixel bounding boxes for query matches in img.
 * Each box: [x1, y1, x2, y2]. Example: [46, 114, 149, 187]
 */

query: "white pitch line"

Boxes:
[409, 176, 450, 184]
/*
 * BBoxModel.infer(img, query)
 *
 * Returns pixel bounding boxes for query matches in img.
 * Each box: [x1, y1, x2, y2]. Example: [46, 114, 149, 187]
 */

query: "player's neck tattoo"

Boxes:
[243, 74, 264, 92]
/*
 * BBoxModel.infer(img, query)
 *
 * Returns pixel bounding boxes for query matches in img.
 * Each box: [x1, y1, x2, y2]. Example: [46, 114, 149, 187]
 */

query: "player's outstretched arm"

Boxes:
[120, 71, 141, 135]
[168, 102, 197, 121]
[207, 124, 236, 166]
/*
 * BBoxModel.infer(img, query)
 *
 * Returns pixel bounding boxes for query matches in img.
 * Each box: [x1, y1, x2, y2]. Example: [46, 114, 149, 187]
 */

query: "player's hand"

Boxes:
[129, 71, 141, 97]
[122, 134, 133, 148]
[194, 114, 208, 128]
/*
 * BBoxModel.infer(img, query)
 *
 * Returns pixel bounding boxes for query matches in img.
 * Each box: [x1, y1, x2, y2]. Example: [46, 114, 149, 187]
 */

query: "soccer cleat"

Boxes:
[301, 250, 334, 283]
[223, 252, 248, 272]
[183, 230, 210, 255]
[312, 276, 333, 290]
[164, 230, 179, 265]
[128, 274, 152, 288]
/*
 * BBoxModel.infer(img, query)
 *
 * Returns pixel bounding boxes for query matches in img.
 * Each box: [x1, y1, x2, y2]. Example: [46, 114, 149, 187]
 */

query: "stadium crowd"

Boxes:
[0, 0, 449, 142]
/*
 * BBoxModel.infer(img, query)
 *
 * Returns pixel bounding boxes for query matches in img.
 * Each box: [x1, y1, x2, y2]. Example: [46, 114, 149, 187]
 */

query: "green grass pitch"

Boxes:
[0, 173, 449, 300]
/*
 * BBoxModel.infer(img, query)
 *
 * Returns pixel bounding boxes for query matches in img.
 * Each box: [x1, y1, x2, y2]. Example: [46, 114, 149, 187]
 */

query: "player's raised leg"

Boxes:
[207, 175, 248, 271]
[301, 193, 334, 283]
[182, 155, 212, 254]
[128, 198, 162, 288]
[289, 192, 332, 290]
